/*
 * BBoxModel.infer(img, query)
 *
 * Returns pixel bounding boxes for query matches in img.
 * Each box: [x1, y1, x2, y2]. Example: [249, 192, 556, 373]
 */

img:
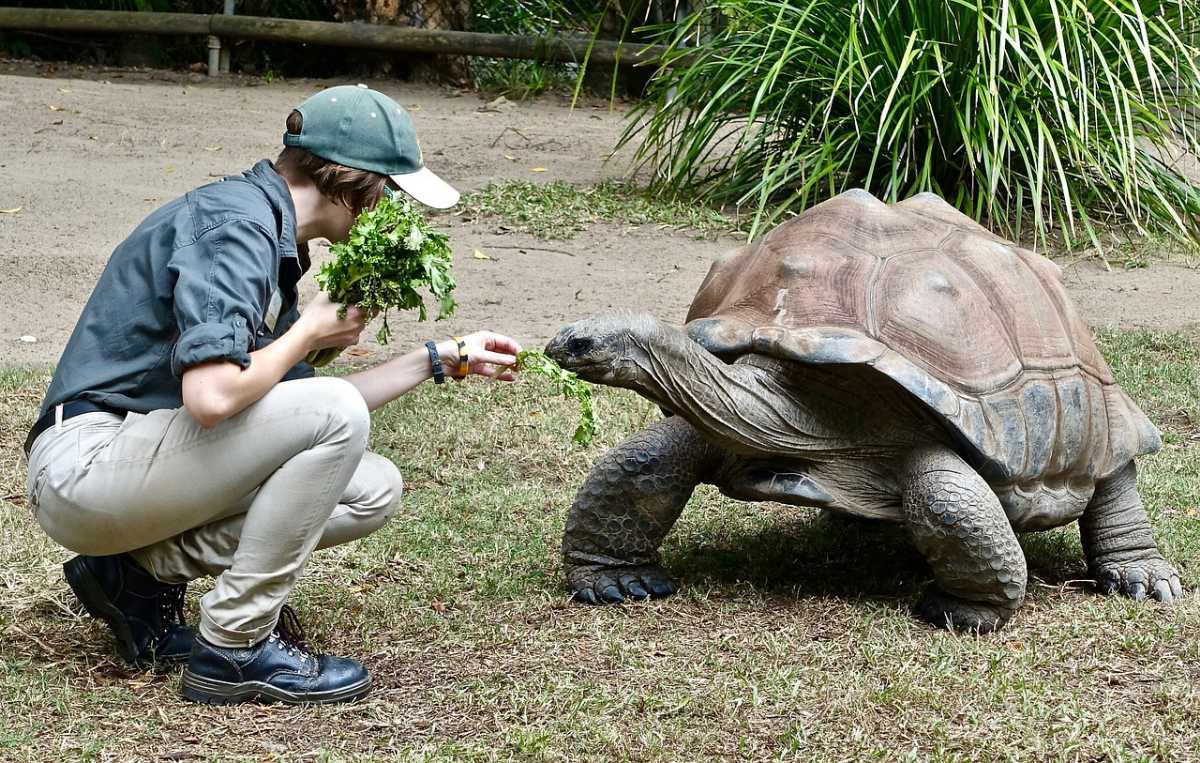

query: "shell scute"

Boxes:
[1019, 379, 1058, 477]
[875, 252, 1023, 393]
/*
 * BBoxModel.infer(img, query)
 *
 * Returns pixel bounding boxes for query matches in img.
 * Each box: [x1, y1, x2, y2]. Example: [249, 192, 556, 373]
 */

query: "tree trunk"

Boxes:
[332, 0, 471, 82]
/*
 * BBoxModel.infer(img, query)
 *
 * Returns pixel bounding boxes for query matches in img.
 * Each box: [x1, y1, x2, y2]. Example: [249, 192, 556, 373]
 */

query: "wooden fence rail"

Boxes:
[0, 8, 668, 68]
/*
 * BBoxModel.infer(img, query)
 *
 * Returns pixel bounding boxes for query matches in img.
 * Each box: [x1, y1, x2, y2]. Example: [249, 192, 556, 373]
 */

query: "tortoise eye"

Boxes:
[567, 337, 593, 355]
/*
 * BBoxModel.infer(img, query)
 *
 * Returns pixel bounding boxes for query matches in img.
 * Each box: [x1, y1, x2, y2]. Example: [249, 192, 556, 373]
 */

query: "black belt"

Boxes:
[24, 400, 128, 455]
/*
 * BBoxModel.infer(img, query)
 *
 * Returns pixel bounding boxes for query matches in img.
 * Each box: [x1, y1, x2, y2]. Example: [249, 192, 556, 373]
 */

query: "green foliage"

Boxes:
[309, 195, 456, 367]
[473, 58, 574, 100]
[0, 33, 34, 59]
[469, 0, 595, 98]
[458, 180, 741, 239]
[516, 349, 598, 445]
[623, 0, 1200, 249]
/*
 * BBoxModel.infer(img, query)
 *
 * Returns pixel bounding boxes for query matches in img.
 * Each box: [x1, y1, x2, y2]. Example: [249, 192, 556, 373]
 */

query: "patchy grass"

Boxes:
[1058, 232, 1200, 271]
[455, 181, 745, 240]
[472, 59, 575, 101]
[1, 332, 1198, 760]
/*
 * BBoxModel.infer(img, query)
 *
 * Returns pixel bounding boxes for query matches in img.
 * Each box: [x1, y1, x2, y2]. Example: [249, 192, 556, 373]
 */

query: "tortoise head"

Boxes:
[545, 312, 663, 387]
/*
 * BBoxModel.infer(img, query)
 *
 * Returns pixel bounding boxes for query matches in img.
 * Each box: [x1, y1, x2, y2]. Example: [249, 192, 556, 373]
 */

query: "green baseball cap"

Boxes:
[283, 84, 459, 209]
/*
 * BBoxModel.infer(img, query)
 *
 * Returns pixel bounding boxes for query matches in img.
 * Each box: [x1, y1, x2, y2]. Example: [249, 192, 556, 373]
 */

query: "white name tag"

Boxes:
[264, 289, 282, 333]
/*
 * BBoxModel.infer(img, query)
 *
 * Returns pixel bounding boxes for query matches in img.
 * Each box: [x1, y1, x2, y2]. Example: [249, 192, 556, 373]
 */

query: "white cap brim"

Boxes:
[390, 167, 460, 209]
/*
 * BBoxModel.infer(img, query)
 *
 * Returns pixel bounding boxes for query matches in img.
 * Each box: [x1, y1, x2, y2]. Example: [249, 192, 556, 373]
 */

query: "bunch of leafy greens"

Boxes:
[516, 349, 598, 446]
[307, 195, 456, 367]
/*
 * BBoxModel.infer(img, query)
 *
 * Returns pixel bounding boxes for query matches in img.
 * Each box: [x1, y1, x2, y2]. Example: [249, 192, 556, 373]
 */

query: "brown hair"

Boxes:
[275, 110, 396, 215]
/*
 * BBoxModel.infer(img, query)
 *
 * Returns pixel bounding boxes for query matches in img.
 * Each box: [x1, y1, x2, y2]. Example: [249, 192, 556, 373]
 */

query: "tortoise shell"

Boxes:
[685, 189, 1160, 484]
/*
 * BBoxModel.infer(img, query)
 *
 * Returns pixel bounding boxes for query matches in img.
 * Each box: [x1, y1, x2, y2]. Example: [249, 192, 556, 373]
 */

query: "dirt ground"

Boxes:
[2, 61, 1200, 370]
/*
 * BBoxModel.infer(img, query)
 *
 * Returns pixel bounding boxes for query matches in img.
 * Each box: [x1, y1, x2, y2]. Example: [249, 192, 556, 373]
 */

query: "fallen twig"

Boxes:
[482, 243, 575, 257]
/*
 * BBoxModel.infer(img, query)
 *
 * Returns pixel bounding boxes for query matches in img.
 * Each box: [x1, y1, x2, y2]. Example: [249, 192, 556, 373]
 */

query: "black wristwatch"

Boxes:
[425, 340, 446, 385]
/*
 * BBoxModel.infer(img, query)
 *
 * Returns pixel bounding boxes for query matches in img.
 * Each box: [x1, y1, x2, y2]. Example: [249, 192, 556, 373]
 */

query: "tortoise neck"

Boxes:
[631, 328, 782, 453]
[632, 328, 938, 457]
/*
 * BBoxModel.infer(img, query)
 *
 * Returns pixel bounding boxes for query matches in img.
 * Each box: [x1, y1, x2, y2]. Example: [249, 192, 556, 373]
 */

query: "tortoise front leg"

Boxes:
[563, 416, 719, 605]
[1080, 462, 1183, 602]
[902, 446, 1027, 633]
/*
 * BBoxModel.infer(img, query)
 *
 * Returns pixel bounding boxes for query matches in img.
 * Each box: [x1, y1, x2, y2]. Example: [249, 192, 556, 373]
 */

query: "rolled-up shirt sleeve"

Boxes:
[170, 220, 275, 377]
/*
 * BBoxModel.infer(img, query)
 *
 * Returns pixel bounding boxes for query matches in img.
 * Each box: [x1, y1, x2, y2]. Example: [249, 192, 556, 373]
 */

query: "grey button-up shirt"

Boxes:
[38, 160, 314, 418]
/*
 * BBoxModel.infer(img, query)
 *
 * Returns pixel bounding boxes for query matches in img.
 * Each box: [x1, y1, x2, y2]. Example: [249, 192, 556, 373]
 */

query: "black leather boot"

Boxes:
[63, 554, 195, 666]
[181, 605, 371, 705]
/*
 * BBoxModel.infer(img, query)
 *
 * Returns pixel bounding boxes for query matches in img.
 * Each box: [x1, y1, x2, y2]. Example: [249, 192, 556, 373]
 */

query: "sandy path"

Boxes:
[2, 63, 1198, 369]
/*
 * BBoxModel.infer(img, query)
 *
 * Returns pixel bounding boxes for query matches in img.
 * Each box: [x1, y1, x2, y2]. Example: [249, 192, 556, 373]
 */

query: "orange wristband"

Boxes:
[452, 336, 469, 378]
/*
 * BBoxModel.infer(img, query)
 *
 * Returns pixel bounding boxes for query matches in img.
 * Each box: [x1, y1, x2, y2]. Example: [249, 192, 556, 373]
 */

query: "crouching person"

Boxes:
[22, 85, 520, 705]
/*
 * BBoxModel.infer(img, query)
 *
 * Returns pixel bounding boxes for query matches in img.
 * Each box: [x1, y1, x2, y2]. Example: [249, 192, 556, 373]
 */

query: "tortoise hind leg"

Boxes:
[1081, 462, 1183, 602]
[564, 416, 719, 605]
[902, 446, 1027, 633]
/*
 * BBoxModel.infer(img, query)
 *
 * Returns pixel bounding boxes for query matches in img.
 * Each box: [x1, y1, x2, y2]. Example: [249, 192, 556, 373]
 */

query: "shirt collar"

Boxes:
[243, 159, 299, 261]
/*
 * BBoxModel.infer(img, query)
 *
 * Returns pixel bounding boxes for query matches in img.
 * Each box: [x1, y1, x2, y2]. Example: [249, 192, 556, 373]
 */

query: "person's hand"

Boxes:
[435, 331, 522, 382]
[295, 292, 370, 352]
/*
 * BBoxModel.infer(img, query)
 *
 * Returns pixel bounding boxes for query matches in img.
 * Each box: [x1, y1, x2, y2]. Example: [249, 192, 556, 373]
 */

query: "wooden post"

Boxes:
[207, 34, 221, 76]
[219, 0, 233, 74]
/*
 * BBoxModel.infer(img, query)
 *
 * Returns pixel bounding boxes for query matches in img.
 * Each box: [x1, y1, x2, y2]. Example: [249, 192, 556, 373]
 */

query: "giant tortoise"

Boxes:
[545, 189, 1183, 632]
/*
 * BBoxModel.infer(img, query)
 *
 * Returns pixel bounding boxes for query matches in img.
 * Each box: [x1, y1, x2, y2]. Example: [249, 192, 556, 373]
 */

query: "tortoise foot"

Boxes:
[1092, 556, 1184, 603]
[914, 589, 1017, 634]
[567, 565, 677, 605]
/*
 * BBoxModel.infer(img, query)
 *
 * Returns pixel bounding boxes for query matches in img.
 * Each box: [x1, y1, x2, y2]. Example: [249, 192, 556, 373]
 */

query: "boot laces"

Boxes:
[267, 605, 316, 664]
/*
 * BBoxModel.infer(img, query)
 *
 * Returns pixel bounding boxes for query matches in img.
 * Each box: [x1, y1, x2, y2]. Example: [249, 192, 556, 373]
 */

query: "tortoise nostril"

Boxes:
[567, 337, 593, 355]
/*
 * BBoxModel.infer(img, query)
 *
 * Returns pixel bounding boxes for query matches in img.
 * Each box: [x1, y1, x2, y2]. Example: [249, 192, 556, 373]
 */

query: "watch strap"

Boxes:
[425, 340, 446, 385]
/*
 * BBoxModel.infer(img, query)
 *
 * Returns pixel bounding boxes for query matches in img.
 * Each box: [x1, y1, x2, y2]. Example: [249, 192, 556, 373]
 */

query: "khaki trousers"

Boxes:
[24, 377, 402, 649]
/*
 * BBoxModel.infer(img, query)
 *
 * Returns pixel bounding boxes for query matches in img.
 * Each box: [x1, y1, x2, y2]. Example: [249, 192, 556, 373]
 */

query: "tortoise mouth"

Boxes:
[559, 359, 613, 382]
[547, 350, 628, 385]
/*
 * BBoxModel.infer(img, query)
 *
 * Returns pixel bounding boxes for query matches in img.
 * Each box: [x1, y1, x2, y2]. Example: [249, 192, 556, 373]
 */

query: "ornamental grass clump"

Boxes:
[623, 0, 1200, 250]
[308, 195, 456, 367]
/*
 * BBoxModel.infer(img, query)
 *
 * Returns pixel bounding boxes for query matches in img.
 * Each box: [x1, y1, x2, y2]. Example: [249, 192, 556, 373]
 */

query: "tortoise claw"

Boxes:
[619, 575, 650, 600]
[567, 564, 677, 606]
[1098, 569, 1121, 595]
[645, 576, 676, 598]
[1153, 580, 1173, 602]
[914, 588, 1017, 634]
[1092, 557, 1184, 604]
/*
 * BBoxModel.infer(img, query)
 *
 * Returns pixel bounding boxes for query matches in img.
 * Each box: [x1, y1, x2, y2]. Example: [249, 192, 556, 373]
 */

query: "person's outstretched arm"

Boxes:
[345, 331, 521, 412]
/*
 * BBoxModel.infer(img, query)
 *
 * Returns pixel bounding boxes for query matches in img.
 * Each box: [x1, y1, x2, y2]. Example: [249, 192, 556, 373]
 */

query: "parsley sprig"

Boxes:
[516, 349, 598, 446]
[307, 195, 456, 367]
